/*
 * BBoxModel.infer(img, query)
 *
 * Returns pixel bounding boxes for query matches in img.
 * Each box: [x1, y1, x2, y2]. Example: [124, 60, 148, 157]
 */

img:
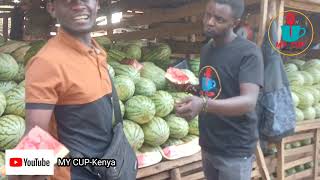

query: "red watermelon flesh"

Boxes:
[121, 59, 144, 71]
[165, 67, 190, 85]
[160, 137, 201, 160]
[14, 126, 69, 163]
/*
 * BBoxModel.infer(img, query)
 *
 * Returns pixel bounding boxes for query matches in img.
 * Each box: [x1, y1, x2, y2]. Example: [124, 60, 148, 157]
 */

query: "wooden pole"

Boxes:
[257, 0, 268, 46]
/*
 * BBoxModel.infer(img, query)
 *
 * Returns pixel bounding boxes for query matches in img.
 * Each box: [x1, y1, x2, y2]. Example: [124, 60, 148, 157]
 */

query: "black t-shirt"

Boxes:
[199, 36, 264, 157]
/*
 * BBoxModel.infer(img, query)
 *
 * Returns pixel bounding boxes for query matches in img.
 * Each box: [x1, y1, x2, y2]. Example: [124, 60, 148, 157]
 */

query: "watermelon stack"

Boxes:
[285, 58, 320, 122]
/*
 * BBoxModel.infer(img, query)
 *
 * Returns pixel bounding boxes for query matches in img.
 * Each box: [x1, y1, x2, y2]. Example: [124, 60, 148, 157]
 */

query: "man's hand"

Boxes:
[175, 96, 204, 121]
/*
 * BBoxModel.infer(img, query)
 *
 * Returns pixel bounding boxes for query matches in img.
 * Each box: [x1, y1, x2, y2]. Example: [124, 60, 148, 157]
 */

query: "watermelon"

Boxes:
[136, 144, 162, 168]
[13, 63, 25, 83]
[0, 41, 28, 54]
[189, 58, 200, 77]
[113, 64, 140, 83]
[301, 139, 312, 146]
[285, 143, 292, 150]
[295, 165, 305, 173]
[292, 87, 314, 109]
[291, 92, 300, 107]
[94, 36, 112, 50]
[302, 107, 316, 120]
[18, 80, 24, 87]
[134, 78, 156, 97]
[181, 69, 199, 85]
[304, 162, 313, 169]
[286, 168, 296, 176]
[300, 71, 314, 85]
[287, 59, 305, 69]
[123, 120, 144, 151]
[14, 126, 69, 163]
[165, 67, 190, 85]
[142, 43, 171, 68]
[0, 115, 25, 150]
[150, 91, 174, 117]
[314, 104, 320, 118]
[114, 76, 135, 101]
[0, 151, 5, 180]
[284, 63, 298, 73]
[4, 86, 25, 117]
[24, 40, 46, 66]
[119, 100, 125, 118]
[120, 59, 143, 72]
[295, 108, 304, 121]
[181, 135, 199, 143]
[141, 62, 167, 90]
[108, 49, 127, 62]
[304, 86, 320, 103]
[124, 45, 142, 60]
[107, 64, 115, 79]
[0, 81, 17, 94]
[188, 117, 199, 136]
[170, 92, 193, 103]
[292, 141, 302, 148]
[125, 96, 156, 125]
[0, 92, 6, 117]
[305, 68, 320, 83]
[287, 72, 305, 86]
[161, 138, 184, 148]
[0, 53, 19, 81]
[165, 114, 189, 139]
[11, 45, 31, 64]
[301, 59, 320, 71]
[142, 117, 170, 146]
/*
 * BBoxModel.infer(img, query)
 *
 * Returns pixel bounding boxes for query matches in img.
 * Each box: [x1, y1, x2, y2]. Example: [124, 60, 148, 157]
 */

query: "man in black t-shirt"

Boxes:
[175, 0, 263, 179]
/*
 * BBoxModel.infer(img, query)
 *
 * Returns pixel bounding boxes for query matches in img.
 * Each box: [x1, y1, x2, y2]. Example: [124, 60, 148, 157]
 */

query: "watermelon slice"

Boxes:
[160, 137, 201, 160]
[165, 67, 190, 85]
[136, 151, 162, 169]
[14, 126, 69, 164]
[120, 59, 144, 72]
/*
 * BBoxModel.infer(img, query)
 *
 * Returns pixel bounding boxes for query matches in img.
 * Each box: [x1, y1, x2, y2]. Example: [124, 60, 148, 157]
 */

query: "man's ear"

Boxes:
[46, 1, 56, 18]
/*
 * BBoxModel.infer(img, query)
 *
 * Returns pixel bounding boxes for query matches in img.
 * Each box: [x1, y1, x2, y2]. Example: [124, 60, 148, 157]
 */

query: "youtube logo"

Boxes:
[9, 158, 22, 167]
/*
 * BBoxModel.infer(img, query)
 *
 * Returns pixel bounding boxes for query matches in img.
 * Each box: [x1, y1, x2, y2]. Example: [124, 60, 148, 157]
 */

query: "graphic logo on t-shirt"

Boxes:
[199, 66, 221, 99]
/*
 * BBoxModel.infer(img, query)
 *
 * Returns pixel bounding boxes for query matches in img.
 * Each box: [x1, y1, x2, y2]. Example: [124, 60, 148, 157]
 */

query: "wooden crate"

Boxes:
[137, 145, 270, 180]
[275, 120, 320, 180]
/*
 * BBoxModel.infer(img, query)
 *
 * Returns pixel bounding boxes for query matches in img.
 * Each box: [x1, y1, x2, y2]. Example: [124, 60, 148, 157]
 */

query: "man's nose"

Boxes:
[207, 17, 216, 26]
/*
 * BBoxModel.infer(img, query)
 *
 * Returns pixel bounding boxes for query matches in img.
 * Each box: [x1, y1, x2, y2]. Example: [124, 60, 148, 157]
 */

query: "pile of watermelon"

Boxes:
[0, 40, 46, 179]
[285, 59, 320, 122]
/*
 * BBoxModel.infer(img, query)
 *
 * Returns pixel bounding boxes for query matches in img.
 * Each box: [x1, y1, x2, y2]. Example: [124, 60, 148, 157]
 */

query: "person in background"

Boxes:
[9, 0, 30, 40]
[175, 0, 264, 179]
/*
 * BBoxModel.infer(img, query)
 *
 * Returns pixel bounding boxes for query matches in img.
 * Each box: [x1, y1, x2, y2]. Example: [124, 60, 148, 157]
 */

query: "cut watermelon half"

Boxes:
[120, 59, 144, 72]
[165, 67, 190, 85]
[160, 137, 200, 160]
[14, 126, 69, 164]
[136, 151, 162, 169]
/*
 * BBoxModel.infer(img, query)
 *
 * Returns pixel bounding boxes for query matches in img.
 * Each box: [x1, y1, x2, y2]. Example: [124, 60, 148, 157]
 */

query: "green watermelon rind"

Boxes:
[150, 91, 174, 118]
[0, 115, 25, 150]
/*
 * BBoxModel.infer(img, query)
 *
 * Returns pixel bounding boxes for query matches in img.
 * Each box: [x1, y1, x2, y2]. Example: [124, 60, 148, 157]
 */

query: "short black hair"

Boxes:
[209, 0, 245, 19]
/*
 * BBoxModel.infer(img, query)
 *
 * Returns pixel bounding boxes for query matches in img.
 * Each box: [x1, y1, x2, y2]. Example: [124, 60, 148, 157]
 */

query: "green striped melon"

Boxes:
[0, 53, 19, 81]
[301, 59, 320, 71]
[314, 104, 320, 119]
[142, 117, 170, 146]
[0, 151, 5, 180]
[18, 80, 24, 87]
[114, 76, 135, 101]
[189, 58, 200, 77]
[125, 95, 156, 124]
[295, 108, 304, 121]
[305, 68, 320, 84]
[0, 41, 28, 54]
[107, 64, 115, 79]
[188, 116, 199, 136]
[4, 86, 25, 117]
[13, 63, 25, 82]
[287, 59, 305, 70]
[119, 100, 125, 118]
[292, 87, 314, 109]
[141, 62, 167, 90]
[287, 72, 304, 86]
[11, 45, 31, 64]
[150, 91, 174, 117]
[134, 78, 156, 96]
[181, 135, 199, 143]
[123, 120, 144, 151]
[284, 63, 298, 73]
[113, 64, 140, 83]
[170, 92, 193, 103]
[291, 92, 299, 107]
[165, 114, 189, 139]
[0, 92, 6, 117]
[0, 81, 18, 94]
[161, 138, 184, 148]
[302, 107, 316, 120]
[300, 71, 314, 85]
[0, 115, 25, 150]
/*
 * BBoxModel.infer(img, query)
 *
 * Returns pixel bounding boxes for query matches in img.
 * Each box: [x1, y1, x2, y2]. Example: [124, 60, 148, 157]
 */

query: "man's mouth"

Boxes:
[74, 15, 89, 20]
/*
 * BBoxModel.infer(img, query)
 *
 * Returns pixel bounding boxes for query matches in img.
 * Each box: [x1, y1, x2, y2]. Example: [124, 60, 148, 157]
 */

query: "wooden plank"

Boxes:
[257, 0, 268, 46]
[285, 169, 313, 180]
[179, 161, 202, 174]
[97, 0, 207, 31]
[284, 156, 313, 170]
[285, 145, 314, 157]
[170, 168, 181, 180]
[255, 143, 271, 180]
[314, 128, 320, 178]
[107, 22, 202, 41]
[137, 152, 202, 178]
[166, 40, 203, 55]
[285, 0, 320, 13]
[139, 171, 170, 180]
[283, 131, 314, 143]
[276, 140, 285, 180]
[277, 0, 285, 44]
[181, 171, 205, 180]
[2, 16, 8, 41]
[296, 120, 320, 132]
